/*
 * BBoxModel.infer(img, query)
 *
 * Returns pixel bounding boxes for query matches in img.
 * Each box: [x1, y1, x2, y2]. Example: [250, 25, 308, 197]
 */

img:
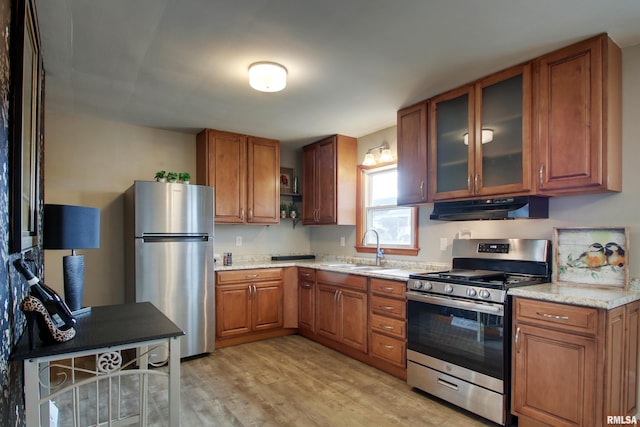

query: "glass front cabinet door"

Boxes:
[429, 64, 533, 200]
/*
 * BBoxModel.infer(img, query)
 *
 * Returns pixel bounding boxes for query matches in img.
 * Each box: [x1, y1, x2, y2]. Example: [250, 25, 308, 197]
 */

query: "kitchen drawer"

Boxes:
[298, 267, 316, 281]
[515, 297, 599, 335]
[371, 295, 406, 319]
[316, 271, 367, 291]
[371, 332, 406, 367]
[370, 278, 406, 299]
[216, 268, 283, 284]
[370, 313, 406, 339]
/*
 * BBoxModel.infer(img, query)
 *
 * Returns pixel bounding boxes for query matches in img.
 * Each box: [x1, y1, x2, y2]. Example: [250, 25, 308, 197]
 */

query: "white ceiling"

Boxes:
[35, 0, 640, 149]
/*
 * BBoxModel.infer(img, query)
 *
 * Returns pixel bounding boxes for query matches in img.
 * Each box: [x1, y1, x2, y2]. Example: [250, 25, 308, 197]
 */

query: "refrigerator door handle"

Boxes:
[141, 234, 209, 243]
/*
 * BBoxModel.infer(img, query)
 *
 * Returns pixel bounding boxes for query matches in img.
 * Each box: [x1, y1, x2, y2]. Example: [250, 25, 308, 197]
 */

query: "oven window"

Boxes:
[408, 299, 504, 380]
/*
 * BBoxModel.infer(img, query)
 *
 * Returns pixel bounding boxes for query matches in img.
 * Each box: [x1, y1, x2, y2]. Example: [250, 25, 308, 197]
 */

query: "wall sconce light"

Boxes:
[362, 142, 393, 166]
[248, 62, 287, 92]
[463, 129, 494, 145]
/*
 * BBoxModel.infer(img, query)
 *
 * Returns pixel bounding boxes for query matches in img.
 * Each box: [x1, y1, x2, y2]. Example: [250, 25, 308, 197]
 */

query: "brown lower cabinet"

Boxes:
[298, 270, 407, 380]
[315, 272, 368, 353]
[512, 297, 640, 427]
[215, 268, 288, 347]
[298, 267, 316, 332]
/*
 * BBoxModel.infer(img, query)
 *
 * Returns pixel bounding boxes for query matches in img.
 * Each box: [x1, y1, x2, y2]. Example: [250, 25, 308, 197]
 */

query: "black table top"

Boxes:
[11, 302, 184, 361]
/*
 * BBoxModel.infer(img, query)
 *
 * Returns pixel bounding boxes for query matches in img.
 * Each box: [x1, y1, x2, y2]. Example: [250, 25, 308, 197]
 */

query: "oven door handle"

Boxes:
[406, 291, 504, 316]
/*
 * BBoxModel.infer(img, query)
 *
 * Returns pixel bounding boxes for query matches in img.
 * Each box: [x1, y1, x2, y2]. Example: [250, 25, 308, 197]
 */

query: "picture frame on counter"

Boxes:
[553, 226, 629, 288]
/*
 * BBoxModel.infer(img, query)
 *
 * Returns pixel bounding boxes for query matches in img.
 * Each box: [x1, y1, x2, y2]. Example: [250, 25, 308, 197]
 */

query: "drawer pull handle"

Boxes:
[381, 344, 394, 349]
[380, 325, 394, 330]
[379, 306, 395, 311]
[381, 287, 395, 292]
[302, 284, 313, 289]
[437, 378, 458, 391]
[302, 273, 312, 278]
[536, 311, 569, 320]
[246, 274, 260, 279]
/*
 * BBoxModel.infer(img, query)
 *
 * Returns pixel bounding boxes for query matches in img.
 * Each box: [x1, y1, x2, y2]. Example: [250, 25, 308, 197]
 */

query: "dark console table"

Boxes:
[12, 302, 184, 426]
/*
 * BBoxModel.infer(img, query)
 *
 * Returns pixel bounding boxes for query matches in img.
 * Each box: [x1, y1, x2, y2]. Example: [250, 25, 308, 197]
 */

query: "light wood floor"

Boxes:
[176, 335, 496, 426]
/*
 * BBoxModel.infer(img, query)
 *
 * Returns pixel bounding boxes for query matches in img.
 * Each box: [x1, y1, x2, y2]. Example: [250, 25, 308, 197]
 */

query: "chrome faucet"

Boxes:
[362, 229, 384, 266]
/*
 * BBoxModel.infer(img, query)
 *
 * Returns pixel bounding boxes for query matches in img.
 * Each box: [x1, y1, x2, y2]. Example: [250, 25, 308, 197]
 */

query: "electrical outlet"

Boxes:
[440, 237, 448, 251]
[235, 236, 243, 246]
[340, 236, 346, 247]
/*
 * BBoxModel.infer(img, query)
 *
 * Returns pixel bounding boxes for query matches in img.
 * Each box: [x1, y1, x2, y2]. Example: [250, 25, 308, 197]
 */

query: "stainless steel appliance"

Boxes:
[124, 180, 215, 362]
[406, 238, 550, 425]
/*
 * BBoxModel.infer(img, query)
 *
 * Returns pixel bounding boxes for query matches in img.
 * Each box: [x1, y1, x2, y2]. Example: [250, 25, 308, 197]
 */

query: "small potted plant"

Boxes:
[166, 172, 178, 183]
[155, 170, 167, 182]
[179, 172, 191, 184]
[280, 203, 288, 219]
[288, 202, 299, 219]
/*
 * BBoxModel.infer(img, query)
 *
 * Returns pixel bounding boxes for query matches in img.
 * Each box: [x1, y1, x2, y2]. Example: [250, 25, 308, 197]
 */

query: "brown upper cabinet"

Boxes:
[302, 135, 357, 225]
[398, 33, 621, 204]
[428, 63, 533, 201]
[397, 102, 428, 205]
[196, 129, 280, 224]
[535, 34, 622, 195]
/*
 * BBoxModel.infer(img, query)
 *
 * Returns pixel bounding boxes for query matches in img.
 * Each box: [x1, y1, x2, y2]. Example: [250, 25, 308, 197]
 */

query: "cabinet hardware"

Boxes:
[474, 174, 479, 193]
[437, 378, 459, 391]
[249, 208, 253, 220]
[381, 344, 394, 349]
[240, 208, 245, 221]
[302, 273, 312, 278]
[539, 164, 545, 186]
[302, 284, 312, 289]
[246, 274, 260, 279]
[379, 306, 395, 311]
[467, 175, 472, 192]
[381, 287, 395, 292]
[536, 311, 569, 320]
[515, 327, 521, 353]
[380, 325, 394, 330]
[420, 181, 425, 199]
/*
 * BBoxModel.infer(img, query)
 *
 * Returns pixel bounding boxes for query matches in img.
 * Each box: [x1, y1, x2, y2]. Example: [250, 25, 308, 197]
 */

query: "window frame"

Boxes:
[355, 162, 419, 256]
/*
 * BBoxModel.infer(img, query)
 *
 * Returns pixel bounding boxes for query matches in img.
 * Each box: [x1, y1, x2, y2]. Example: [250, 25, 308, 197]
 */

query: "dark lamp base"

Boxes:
[63, 255, 85, 312]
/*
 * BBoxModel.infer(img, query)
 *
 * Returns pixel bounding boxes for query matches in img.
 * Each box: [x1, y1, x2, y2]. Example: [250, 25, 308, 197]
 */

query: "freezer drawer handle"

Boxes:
[437, 378, 459, 391]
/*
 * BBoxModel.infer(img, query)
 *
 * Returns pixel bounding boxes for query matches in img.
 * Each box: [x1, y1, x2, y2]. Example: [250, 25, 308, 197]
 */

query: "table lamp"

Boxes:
[43, 204, 101, 311]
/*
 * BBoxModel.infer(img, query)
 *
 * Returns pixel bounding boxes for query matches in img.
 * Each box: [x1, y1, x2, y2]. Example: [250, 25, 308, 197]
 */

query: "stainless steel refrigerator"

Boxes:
[124, 180, 214, 362]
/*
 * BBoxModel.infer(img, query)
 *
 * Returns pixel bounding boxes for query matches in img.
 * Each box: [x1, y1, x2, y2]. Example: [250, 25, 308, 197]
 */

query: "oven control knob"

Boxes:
[466, 288, 477, 297]
[423, 281, 433, 291]
[413, 280, 423, 290]
[479, 289, 491, 299]
[444, 284, 454, 294]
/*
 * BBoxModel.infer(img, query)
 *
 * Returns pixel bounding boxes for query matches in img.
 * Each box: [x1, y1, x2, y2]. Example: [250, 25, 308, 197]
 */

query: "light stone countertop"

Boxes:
[214, 258, 448, 281]
[508, 283, 640, 309]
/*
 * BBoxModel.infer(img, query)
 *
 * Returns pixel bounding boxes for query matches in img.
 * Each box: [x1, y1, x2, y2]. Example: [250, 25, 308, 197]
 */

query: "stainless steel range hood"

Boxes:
[430, 196, 548, 221]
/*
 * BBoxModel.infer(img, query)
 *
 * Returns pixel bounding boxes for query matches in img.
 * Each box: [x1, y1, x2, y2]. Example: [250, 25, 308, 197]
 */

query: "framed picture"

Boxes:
[9, 0, 43, 253]
[554, 227, 629, 288]
[280, 167, 293, 193]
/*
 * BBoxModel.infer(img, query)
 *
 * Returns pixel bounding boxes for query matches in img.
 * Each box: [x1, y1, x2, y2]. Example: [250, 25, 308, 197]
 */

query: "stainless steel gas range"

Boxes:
[406, 238, 551, 426]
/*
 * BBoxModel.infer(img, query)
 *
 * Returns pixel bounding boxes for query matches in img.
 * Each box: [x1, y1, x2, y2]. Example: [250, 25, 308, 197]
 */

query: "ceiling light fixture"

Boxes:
[463, 129, 494, 145]
[248, 62, 287, 92]
[362, 142, 393, 165]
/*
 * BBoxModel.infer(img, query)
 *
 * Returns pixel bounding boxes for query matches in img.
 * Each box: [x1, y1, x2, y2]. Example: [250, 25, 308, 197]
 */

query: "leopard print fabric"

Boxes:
[20, 296, 76, 343]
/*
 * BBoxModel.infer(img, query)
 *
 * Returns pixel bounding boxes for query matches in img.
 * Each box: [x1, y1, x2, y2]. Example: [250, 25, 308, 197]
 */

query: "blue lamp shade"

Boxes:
[43, 204, 101, 250]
